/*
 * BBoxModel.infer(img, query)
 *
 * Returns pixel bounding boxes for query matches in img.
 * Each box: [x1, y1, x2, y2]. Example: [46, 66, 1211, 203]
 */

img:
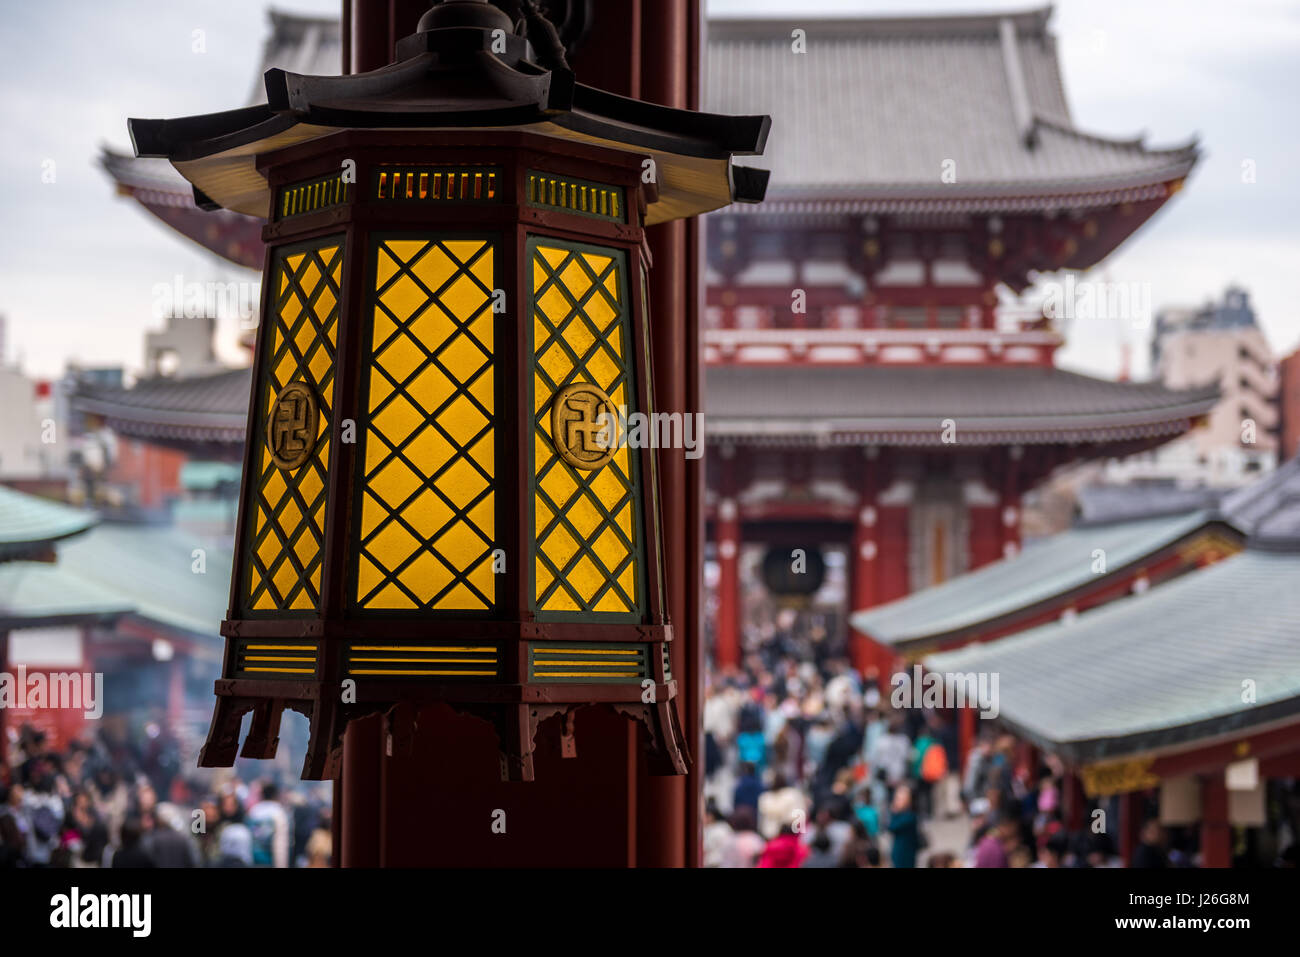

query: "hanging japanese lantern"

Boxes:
[128, 0, 768, 780]
[761, 546, 827, 603]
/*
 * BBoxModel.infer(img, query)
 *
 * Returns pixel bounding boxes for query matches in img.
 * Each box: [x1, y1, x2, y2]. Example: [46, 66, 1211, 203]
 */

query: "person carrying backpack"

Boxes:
[913, 731, 947, 819]
[22, 773, 65, 867]
[246, 780, 292, 868]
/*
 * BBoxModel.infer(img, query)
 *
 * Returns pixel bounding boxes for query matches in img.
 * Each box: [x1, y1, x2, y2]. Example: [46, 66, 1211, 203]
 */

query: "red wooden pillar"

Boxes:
[1063, 771, 1086, 831]
[1015, 739, 1034, 781]
[958, 704, 975, 774]
[0, 632, 8, 765]
[339, 714, 381, 868]
[714, 484, 742, 671]
[635, 0, 695, 869]
[1000, 447, 1022, 559]
[848, 452, 879, 675]
[336, 0, 699, 868]
[1119, 790, 1144, 866]
[1200, 774, 1232, 868]
[967, 477, 1001, 571]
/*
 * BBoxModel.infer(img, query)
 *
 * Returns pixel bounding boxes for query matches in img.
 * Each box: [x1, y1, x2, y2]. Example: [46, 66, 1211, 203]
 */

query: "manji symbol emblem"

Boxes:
[551, 382, 616, 471]
[268, 381, 319, 470]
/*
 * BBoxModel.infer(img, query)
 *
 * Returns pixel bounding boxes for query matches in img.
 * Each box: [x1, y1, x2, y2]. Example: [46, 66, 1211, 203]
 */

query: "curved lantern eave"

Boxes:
[129, 24, 769, 225]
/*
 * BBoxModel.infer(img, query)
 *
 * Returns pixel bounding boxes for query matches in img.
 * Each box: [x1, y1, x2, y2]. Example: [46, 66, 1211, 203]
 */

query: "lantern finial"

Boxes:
[417, 0, 516, 34]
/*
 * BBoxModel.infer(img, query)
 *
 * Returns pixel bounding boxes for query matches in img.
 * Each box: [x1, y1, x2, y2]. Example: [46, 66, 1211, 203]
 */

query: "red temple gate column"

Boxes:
[848, 452, 879, 676]
[958, 704, 976, 773]
[634, 0, 697, 869]
[1119, 790, 1145, 866]
[876, 477, 911, 602]
[869, 475, 911, 680]
[999, 447, 1023, 560]
[714, 495, 742, 671]
[966, 477, 1002, 570]
[0, 632, 7, 765]
[1063, 771, 1087, 831]
[1200, 774, 1232, 868]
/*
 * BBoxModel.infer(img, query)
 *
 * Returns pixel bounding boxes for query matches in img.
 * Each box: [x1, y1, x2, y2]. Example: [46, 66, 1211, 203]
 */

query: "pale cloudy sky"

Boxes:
[1, 0, 1297, 380]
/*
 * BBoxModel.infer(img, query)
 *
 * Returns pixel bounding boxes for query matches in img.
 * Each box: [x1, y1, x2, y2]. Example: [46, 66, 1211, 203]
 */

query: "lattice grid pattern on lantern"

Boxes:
[529, 239, 643, 618]
[353, 236, 498, 611]
[245, 239, 341, 612]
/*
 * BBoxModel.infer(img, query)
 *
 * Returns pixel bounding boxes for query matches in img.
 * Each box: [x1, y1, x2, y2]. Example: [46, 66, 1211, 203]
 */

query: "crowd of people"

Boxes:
[1, 723, 331, 868]
[7, 651, 1297, 870]
[700, 641, 1248, 868]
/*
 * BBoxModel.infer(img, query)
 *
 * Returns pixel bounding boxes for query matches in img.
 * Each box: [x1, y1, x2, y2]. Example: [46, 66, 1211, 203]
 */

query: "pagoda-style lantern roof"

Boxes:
[130, 5, 769, 225]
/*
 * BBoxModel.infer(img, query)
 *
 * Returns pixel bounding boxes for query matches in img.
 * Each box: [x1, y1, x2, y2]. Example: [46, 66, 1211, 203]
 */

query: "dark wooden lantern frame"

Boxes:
[199, 130, 686, 781]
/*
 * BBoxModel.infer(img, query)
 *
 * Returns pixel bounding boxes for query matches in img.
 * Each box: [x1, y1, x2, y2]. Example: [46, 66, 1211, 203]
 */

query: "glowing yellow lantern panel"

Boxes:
[245, 238, 341, 614]
[530, 240, 642, 619]
[355, 237, 497, 612]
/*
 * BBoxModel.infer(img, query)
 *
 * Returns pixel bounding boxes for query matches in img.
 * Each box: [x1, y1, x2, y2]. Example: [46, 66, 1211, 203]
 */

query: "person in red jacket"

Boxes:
[758, 823, 809, 868]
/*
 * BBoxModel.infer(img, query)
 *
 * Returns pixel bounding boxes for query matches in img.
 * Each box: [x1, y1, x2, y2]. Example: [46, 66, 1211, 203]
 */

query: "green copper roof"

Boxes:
[53, 523, 234, 638]
[179, 461, 243, 492]
[851, 509, 1225, 648]
[923, 549, 1300, 763]
[0, 485, 97, 559]
[0, 561, 132, 628]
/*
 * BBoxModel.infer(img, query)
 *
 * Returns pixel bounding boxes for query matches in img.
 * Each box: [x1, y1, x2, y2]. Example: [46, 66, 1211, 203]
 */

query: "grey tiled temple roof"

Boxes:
[852, 459, 1300, 650]
[1075, 481, 1222, 525]
[0, 561, 132, 628]
[112, 9, 1198, 209]
[99, 10, 339, 269]
[705, 8, 1199, 202]
[76, 362, 1218, 452]
[850, 509, 1227, 649]
[250, 10, 342, 104]
[55, 523, 234, 640]
[0, 523, 232, 640]
[73, 368, 251, 446]
[1219, 456, 1300, 546]
[923, 548, 1300, 763]
[706, 365, 1219, 446]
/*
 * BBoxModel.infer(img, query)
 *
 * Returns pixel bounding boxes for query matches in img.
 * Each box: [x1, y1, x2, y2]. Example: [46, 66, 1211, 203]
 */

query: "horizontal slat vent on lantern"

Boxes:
[344, 643, 500, 678]
[529, 642, 647, 683]
[234, 641, 318, 677]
